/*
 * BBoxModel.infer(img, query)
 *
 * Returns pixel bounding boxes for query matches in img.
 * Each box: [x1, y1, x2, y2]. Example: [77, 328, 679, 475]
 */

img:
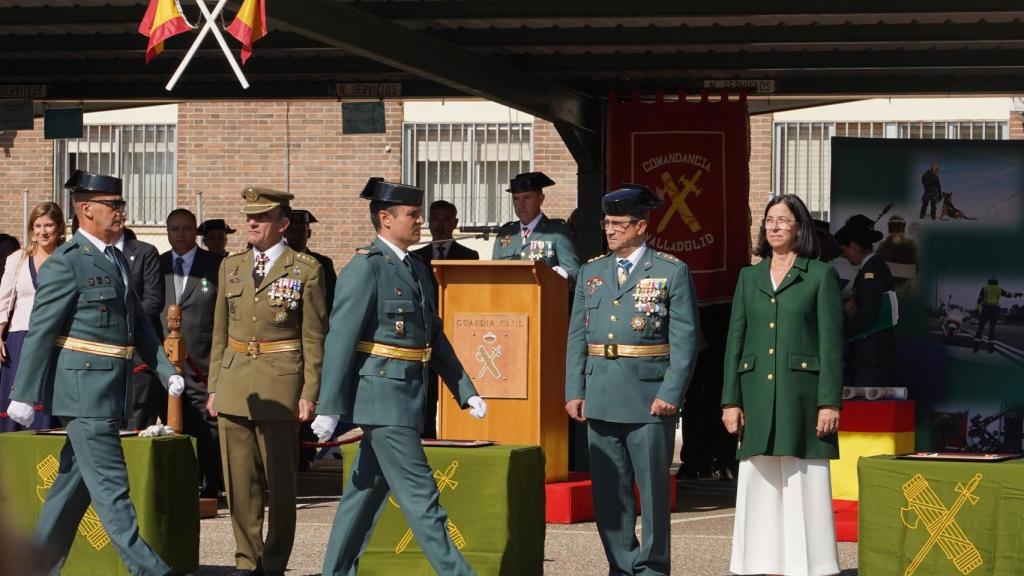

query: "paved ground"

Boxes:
[193, 463, 859, 575]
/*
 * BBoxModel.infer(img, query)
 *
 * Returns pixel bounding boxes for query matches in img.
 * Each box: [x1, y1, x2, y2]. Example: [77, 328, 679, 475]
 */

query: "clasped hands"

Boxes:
[722, 405, 840, 438]
[564, 398, 679, 423]
[310, 395, 488, 443]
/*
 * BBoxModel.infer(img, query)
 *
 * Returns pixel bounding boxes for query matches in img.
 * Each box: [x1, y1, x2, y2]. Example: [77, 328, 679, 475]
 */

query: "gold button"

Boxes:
[769, 348, 774, 355]
[770, 298, 776, 304]
[610, 315, 617, 322]
[612, 300, 620, 306]
[397, 308, 404, 313]
[608, 334, 615, 340]
[767, 373, 774, 381]
[378, 370, 385, 376]
[801, 362, 808, 369]
[742, 363, 748, 369]
[769, 322, 775, 329]
[252, 316, 258, 321]
[254, 297, 260, 303]
[85, 362, 91, 368]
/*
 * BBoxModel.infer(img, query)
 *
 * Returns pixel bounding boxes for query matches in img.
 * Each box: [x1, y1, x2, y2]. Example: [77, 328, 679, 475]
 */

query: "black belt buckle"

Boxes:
[604, 343, 618, 359]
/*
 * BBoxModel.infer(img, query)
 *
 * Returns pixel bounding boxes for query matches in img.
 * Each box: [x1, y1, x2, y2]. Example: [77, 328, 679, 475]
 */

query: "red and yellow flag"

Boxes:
[226, 0, 268, 64]
[138, 0, 192, 63]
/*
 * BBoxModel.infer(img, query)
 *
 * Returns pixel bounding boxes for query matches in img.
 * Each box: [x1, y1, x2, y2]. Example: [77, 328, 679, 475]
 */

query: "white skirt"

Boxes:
[730, 455, 840, 576]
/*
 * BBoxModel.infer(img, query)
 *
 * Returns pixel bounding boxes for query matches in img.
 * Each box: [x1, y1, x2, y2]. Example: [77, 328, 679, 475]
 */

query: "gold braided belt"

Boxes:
[357, 341, 432, 363]
[587, 343, 670, 360]
[228, 336, 301, 357]
[55, 336, 135, 360]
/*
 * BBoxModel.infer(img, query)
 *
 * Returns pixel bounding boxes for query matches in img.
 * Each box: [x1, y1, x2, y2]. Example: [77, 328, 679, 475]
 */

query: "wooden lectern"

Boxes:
[434, 261, 568, 482]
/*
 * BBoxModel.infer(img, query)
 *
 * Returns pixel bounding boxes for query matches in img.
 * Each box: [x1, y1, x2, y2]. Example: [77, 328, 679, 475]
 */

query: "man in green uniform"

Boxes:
[6, 170, 185, 576]
[206, 187, 328, 576]
[565, 184, 699, 576]
[491, 171, 579, 283]
[312, 177, 488, 576]
[973, 277, 1022, 353]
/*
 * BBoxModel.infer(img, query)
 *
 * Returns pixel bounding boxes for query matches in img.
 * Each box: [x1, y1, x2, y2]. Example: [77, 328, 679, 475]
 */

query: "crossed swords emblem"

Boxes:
[391, 460, 466, 554]
[900, 473, 983, 576]
[656, 169, 703, 234]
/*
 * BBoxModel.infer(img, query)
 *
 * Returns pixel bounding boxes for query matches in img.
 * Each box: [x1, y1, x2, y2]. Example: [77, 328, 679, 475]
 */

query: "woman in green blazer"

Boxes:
[721, 194, 843, 576]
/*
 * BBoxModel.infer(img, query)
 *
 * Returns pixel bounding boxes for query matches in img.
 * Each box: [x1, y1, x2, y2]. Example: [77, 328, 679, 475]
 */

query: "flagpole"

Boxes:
[166, 0, 249, 91]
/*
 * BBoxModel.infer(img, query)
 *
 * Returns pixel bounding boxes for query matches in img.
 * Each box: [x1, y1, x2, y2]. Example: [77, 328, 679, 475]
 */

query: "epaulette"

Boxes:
[294, 252, 316, 265]
[548, 218, 567, 225]
[587, 253, 611, 264]
[654, 251, 681, 264]
[354, 244, 381, 257]
[225, 247, 250, 258]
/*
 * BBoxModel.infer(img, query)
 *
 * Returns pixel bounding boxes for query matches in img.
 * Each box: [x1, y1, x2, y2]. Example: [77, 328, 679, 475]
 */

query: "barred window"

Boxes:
[53, 124, 177, 225]
[402, 122, 532, 227]
[773, 120, 1008, 221]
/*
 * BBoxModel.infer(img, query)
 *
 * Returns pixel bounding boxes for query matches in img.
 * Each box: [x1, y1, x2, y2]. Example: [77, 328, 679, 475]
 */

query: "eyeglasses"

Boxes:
[599, 219, 639, 232]
[762, 217, 795, 230]
[89, 199, 127, 212]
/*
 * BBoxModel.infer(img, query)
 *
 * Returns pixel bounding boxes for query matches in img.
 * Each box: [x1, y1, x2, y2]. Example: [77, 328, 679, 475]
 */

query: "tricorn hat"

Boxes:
[507, 171, 555, 194]
[359, 177, 424, 206]
[834, 214, 883, 248]
[602, 184, 662, 216]
[64, 170, 122, 196]
[241, 186, 294, 215]
[289, 209, 318, 224]
[197, 219, 236, 235]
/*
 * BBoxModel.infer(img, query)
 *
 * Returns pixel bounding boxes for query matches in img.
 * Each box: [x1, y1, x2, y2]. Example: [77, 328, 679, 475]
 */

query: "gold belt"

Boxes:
[228, 337, 301, 356]
[357, 341, 432, 363]
[55, 336, 135, 360]
[588, 343, 670, 360]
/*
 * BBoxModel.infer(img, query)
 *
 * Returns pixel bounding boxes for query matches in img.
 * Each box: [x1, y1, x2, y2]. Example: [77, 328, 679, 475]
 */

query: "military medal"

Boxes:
[274, 309, 288, 325]
[395, 287, 403, 296]
[631, 315, 647, 331]
[586, 275, 603, 296]
[395, 320, 406, 337]
[635, 279, 669, 317]
[200, 277, 209, 294]
[499, 234, 512, 248]
[88, 277, 96, 286]
[293, 267, 301, 275]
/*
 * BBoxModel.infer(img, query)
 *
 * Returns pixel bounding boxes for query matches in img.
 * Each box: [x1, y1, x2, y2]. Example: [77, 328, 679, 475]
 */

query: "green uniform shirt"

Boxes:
[491, 214, 580, 283]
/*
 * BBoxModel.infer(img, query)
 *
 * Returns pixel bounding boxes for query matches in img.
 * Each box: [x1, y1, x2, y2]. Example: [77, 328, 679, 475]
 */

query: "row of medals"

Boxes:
[269, 279, 302, 325]
[521, 240, 554, 261]
[632, 279, 669, 331]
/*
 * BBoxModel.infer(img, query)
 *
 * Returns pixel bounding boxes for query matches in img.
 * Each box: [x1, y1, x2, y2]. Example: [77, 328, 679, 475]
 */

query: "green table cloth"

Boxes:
[858, 455, 1024, 576]
[341, 442, 545, 576]
[0, 431, 199, 576]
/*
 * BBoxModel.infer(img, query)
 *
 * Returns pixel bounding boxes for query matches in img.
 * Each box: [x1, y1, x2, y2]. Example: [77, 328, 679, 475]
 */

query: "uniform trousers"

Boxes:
[588, 418, 676, 576]
[218, 414, 298, 572]
[36, 416, 170, 576]
[730, 455, 840, 576]
[321, 425, 475, 576]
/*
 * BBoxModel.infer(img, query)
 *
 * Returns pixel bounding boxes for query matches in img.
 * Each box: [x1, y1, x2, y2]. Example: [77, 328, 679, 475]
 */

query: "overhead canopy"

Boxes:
[3, 0, 1024, 132]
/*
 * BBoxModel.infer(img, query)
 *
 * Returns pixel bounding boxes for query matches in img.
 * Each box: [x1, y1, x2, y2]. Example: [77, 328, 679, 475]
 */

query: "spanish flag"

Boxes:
[226, 0, 268, 64]
[138, 0, 192, 63]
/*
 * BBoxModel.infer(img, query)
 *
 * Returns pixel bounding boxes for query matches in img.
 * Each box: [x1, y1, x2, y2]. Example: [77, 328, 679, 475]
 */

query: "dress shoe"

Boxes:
[225, 570, 256, 576]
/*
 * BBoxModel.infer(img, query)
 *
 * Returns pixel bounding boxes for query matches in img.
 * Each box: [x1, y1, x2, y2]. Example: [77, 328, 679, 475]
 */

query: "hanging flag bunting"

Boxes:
[138, 0, 194, 64]
[225, 0, 268, 64]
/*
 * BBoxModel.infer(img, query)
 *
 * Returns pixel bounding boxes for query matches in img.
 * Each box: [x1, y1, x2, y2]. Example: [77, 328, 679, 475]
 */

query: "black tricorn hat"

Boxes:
[289, 209, 318, 224]
[197, 219, 236, 235]
[834, 214, 883, 247]
[507, 171, 555, 194]
[359, 177, 423, 206]
[602, 184, 663, 216]
[64, 170, 122, 196]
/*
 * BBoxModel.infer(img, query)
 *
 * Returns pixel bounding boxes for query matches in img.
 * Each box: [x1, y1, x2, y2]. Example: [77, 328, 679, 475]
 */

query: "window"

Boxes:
[402, 122, 532, 227]
[54, 124, 177, 225]
[773, 120, 1008, 221]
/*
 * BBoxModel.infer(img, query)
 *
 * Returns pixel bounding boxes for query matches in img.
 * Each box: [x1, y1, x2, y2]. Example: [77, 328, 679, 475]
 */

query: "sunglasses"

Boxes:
[89, 199, 127, 211]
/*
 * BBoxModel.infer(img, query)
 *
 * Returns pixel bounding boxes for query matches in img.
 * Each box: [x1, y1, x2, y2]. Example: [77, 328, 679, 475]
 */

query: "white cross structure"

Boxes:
[166, 0, 249, 91]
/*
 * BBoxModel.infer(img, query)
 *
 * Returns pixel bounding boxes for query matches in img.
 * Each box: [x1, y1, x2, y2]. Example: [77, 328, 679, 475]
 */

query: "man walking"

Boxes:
[565, 184, 699, 575]
[5, 170, 185, 576]
[312, 177, 488, 576]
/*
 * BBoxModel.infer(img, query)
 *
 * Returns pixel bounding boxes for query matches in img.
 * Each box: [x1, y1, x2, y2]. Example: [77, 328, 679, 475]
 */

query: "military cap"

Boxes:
[602, 184, 662, 216]
[507, 171, 555, 194]
[834, 214, 883, 247]
[64, 170, 122, 196]
[289, 209, 318, 224]
[197, 219, 236, 235]
[240, 186, 293, 215]
[359, 177, 423, 206]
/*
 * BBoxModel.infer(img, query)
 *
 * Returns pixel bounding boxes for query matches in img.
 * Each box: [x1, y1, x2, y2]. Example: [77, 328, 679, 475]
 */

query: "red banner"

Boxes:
[608, 93, 750, 303]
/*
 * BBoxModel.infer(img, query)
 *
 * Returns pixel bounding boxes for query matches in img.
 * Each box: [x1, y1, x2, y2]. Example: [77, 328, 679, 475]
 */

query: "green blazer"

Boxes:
[317, 238, 478, 431]
[565, 248, 699, 423]
[721, 257, 844, 460]
[491, 214, 580, 282]
[11, 232, 175, 418]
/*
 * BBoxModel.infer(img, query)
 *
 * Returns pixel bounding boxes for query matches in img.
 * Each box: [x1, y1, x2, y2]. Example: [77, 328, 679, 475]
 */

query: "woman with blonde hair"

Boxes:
[0, 201, 66, 431]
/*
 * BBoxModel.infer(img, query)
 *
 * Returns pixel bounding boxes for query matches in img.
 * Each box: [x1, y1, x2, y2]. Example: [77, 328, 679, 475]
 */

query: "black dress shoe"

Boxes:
[225, 570, 255, 576]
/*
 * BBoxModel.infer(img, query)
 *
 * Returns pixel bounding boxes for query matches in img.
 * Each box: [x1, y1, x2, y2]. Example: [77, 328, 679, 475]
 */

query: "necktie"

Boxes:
[436, 244, 447, 260]
[253, 252, 269, 285]
[104, 246, 128, 287]
[174, 256, 186, 302]
[617, 259, 633, 287]
[403, 256, 421, 292]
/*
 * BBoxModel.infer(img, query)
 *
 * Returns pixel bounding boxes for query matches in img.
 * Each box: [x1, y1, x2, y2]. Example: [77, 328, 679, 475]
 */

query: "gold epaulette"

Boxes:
[294, 252, 316, 264]
[587, 253, 611, 264]
[654, 251, 680, 263]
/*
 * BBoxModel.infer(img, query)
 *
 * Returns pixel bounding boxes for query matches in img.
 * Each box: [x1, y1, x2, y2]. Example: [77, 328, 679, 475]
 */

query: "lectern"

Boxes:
[434, 261, 568, 482]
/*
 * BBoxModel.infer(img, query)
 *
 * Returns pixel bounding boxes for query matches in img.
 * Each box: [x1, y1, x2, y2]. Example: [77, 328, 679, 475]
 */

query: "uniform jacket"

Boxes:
[10, 231, 176, 418]
[306, 249, 337, 313]
[845, 254, 895, 372]
[159, 247, 223, 383]
[124, 237, 163, 338]
[208, 245, 327, 421]
[317, 238, 478, 431]
[722, 257, 844, 460]
[565, 248, 699, 423]
[491, 214, 580, 282]
[412, 240, 480, 264]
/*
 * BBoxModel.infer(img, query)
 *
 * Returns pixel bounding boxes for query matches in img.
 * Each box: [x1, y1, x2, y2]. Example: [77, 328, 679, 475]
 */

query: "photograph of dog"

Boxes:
[940, 192, 977, 220]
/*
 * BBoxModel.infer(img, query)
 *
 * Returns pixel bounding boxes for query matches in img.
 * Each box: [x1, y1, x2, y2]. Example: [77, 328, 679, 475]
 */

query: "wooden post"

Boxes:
[163, 304, 185, 434]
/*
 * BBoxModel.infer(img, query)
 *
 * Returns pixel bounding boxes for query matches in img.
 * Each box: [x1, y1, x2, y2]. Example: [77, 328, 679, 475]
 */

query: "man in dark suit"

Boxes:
[120, 227, 166, 429]
[161, 208, 225, 498]
[412, 200, 479, 438]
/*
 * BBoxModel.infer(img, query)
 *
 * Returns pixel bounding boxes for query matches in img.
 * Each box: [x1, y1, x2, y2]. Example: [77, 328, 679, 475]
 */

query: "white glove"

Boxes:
[311, 415, 340, 443]
[551, 265, 569, 279]
[7, 400, 35, 428]
[467, 396, 488, 419]
[167, 375, 185, 398]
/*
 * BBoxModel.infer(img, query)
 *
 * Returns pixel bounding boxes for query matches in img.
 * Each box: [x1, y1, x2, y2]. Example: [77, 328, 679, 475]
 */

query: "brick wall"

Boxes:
[531, 119, 578, 220]
[1011, 111, 1024, 140]
[0, 118, 55, 243]
[748, 113, 774, 257]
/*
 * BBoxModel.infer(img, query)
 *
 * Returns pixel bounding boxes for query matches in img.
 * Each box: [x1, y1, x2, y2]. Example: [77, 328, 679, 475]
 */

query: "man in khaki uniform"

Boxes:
[206, 187, 328, 576]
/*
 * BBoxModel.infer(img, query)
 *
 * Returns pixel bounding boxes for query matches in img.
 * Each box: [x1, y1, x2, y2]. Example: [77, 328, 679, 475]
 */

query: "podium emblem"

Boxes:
[900, 472, 983, 576]
[36, 454, 111, 551]
[453, 313, 528, 398]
